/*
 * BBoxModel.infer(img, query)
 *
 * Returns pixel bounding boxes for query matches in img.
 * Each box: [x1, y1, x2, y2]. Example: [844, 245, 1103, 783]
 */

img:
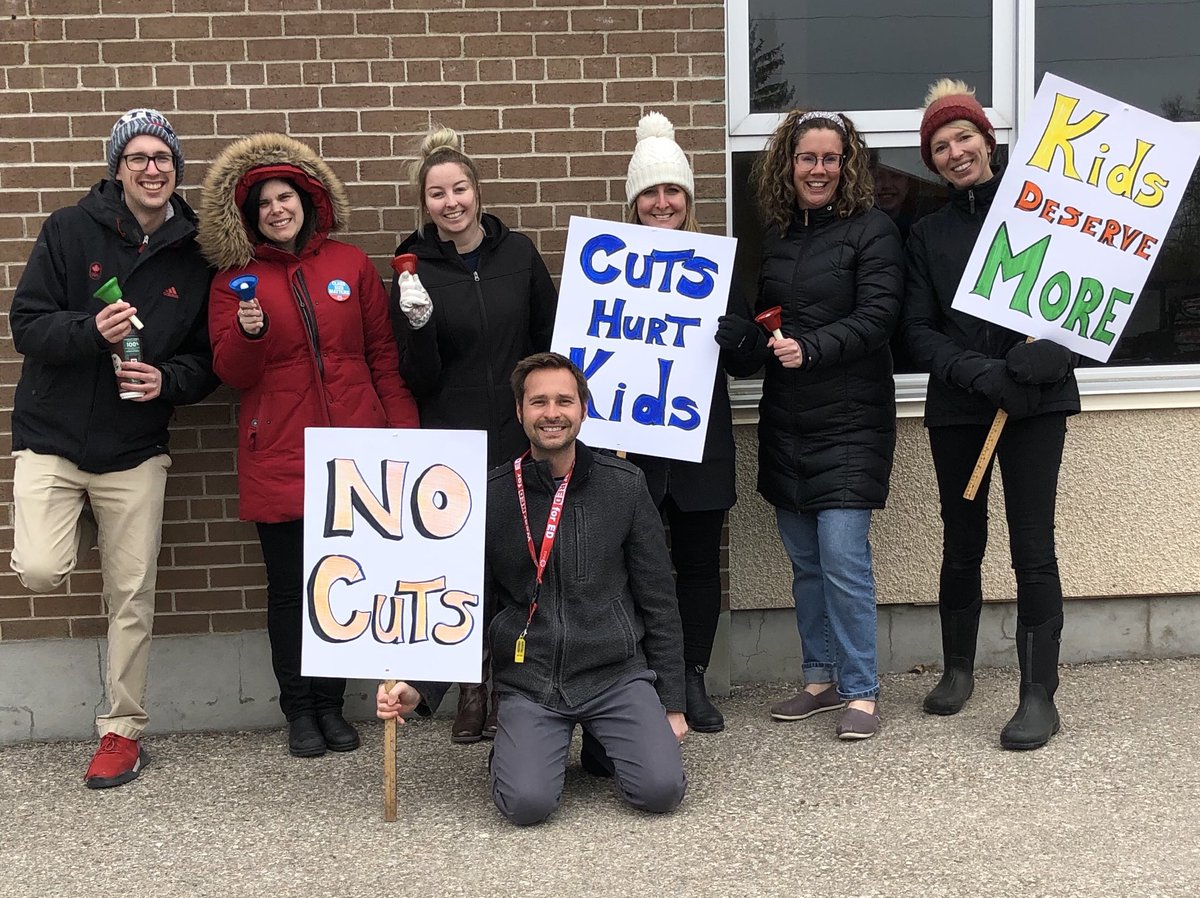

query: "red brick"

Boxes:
[7, 68, 40, 90]
[618, 56, 654, 79]
[214, 14, 284, 37]
[322, 134, 391, 158]
[1, 618, 70, 639]
[501, 106, 571, 130]
[177, 0, 246, 11]
[501, 154, 567, 180]
[607, 31, 671, 55]
[607, 79, 675, 104]
[356, 11, 424, 34]
[0, 92, 31, 114]
[500, 9, 568, 31]
[429, 10, 497, 33]
[98, 41, 171, 65]
[541, 179, 608, 203]
[465, 82, 534, 107]
[582, 56, 618, 80]
[102, 89, 176, 113]
[175, 589, 247, 612]
[534, 81, 603, 105]
[217, 112, 288, 136]
[488, 180, 538, 205]
[247, 87, 320, 109]
[139, 16, 210, 38]
[319, 36, 389, 60]
[443, 59, 479, 82]
[569, 154, 626, 178]
[70, 617, 110, 639]
[392, 84, 462, 108]
[290, 110, 360, 133]
[516, 58, 546, 81]
[211, 610, 267, 632]
[116, 66, 154, 88]
[0, 595, 31, 619]
[177, 88, 249, 112]
[33, 595, 102, 617]
[333, 61, 370, 82]
[153, 65, 192, 88]
[153, 613, 210, 635]
[479, 59, 515, 81]
[573, 8, 639, 31]
[231, 64, 267, 86]
[643, 8, 692, 31]
[33, 140, 97, 163]
[247, 38, 319, 61]
[534, 33, 600, 57]
[678, 31, 724, 53]
[464, 34, 531, 57]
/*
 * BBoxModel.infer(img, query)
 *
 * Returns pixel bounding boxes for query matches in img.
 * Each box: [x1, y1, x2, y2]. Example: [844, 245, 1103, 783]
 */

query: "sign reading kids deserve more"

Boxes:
[551, 216, 737, 462]
[951, 73, 1200, 362]
[301, 428, 486, 683]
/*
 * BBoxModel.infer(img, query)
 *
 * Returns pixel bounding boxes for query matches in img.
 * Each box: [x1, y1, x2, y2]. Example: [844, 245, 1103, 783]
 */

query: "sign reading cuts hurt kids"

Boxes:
[951, 73, 1200, 362]
[301, 428, 486, 683]
[551, 216, 737, 462]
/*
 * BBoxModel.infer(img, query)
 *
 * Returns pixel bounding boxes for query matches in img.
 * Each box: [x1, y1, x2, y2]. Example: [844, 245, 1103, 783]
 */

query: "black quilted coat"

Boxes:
[752, 205, 903, 512]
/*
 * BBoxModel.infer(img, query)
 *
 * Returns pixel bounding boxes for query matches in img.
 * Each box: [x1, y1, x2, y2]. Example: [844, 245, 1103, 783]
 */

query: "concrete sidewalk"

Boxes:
[2, 658, 1198, 898]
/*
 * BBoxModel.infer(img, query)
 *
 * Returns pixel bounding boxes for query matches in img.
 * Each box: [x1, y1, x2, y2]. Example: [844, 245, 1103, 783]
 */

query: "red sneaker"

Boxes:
[84, 733, 149, 789]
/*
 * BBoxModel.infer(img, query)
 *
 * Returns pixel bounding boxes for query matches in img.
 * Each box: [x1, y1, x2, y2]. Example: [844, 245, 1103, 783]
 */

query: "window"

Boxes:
[727, 0, 1200, 390]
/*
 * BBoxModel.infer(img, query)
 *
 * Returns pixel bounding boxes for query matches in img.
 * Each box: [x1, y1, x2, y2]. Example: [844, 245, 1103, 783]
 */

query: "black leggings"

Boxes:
[256, 519, 346, 721]
[661, 496, 725, 668]
[929, 413, 1067, 628]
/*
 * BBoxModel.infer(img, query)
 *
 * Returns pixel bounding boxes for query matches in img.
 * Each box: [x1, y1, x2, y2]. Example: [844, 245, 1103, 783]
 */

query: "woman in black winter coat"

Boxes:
[902, 80, 1078, 750]
[722, 110, 903, 741]
[391, 126, 558, 745]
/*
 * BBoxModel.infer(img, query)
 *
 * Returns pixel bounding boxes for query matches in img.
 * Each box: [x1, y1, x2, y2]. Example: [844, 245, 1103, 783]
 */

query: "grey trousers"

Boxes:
[490, 672, 688, 826]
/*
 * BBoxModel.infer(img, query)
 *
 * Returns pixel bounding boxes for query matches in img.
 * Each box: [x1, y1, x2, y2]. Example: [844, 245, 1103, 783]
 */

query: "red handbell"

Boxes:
[390, 253, 418, 277]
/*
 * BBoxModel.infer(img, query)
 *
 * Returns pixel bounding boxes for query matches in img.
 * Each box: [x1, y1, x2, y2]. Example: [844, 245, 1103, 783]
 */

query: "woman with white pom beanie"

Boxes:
[620, 112, 759, 735]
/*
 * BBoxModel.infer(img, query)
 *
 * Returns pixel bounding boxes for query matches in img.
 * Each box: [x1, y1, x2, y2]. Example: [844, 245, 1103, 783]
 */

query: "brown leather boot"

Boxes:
[450, 683, 487, 744]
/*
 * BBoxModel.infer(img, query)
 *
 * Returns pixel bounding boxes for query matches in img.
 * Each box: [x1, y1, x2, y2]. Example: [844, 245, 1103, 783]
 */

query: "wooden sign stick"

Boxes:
[963, 337, 1035, 501]
[383, 678, 397, 823]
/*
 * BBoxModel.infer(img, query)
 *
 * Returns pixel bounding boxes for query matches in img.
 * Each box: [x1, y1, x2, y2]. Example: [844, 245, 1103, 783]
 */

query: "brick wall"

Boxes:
[0, 0, 728, 641]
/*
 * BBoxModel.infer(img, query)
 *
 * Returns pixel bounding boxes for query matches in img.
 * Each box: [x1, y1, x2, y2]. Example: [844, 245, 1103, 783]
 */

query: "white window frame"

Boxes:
[725, 0, 1200, 415]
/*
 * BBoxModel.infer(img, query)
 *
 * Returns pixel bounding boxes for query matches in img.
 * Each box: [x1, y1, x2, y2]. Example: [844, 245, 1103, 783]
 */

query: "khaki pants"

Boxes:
[10, 450, 171, 739]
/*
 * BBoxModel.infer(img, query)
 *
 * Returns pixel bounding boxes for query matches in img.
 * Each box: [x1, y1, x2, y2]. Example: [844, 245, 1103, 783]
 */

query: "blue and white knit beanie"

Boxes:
[107, 108, 184, 184]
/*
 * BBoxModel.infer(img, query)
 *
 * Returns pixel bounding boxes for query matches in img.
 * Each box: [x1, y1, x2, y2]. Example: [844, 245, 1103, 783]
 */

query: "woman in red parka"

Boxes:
[200, 133, 419, 759]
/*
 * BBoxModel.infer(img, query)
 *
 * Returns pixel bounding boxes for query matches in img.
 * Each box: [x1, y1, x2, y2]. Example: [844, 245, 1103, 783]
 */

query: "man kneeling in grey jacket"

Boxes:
[378, 351, 688, 825]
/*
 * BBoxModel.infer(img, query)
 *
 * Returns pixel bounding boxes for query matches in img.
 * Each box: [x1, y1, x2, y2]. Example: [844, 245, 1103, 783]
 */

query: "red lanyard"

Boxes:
[511, 453, 573, 661]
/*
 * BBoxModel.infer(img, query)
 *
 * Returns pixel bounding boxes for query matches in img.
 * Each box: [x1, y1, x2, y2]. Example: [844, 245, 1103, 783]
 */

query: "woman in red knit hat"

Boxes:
[901, 79, 1079, 750]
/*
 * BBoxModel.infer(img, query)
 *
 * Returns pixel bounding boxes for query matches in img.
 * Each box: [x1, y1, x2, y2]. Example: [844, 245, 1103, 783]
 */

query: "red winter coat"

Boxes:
[201, 134, 419, 522]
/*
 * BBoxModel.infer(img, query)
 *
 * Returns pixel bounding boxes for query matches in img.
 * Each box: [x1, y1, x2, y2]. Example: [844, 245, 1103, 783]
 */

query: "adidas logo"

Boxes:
[163, 286, 179, 298]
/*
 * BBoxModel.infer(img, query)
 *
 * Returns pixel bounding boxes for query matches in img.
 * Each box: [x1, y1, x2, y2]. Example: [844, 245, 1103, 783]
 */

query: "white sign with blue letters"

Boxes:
[550, 216, 737, 462]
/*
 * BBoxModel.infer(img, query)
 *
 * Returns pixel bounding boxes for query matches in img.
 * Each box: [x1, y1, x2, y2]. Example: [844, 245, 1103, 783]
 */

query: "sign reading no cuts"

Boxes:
[301, 427, 487, 684]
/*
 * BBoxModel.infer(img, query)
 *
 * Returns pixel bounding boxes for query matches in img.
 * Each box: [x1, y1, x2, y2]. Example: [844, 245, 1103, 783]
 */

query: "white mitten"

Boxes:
[398, 271, 433, 329]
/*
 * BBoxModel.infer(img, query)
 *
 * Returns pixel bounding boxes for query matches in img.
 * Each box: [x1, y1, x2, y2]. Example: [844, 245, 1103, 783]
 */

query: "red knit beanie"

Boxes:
[919, 92, 995, 173]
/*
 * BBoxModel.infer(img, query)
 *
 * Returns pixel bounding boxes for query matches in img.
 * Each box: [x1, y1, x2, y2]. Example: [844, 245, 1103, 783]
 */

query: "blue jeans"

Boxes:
[775, 507, 880, 700]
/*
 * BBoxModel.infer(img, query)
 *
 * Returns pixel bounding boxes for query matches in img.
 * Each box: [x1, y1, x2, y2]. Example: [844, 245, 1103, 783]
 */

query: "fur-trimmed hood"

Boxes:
[199, 133, 351, 270]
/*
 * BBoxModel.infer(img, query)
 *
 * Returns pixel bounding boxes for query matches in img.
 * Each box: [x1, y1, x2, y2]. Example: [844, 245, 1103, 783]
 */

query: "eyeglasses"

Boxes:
[120, 153, 175, 172]
[793, 153, 844, 171]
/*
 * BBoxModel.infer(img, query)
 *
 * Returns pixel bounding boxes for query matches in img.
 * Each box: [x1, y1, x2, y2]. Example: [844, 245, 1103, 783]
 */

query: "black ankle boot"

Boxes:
[923, 598, 981, 716]
[685, 664, 725, 733]
[288, 715, 326, 758]
[1000, 614, 1063, 751]
[317, 711, 360, 752]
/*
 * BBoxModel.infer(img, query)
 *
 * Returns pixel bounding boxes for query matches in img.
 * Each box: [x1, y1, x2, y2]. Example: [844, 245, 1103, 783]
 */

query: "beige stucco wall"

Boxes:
[730, 407, 1200, 610]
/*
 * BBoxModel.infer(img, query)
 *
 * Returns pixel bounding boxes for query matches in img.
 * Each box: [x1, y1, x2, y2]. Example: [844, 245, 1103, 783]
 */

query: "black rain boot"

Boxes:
[685, 664, 725, 733]
[1000, 614, 1063, 751]
[923, 598, 982, 716]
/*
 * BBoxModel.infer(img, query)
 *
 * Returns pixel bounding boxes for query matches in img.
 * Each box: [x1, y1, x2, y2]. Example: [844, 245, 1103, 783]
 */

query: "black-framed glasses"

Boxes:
[121, 153, 175, 172]
[793, 153, 844, 171]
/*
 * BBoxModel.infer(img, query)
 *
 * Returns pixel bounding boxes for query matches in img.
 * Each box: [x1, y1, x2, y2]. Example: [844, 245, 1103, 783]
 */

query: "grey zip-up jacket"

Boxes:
[482, 442, 686, 712]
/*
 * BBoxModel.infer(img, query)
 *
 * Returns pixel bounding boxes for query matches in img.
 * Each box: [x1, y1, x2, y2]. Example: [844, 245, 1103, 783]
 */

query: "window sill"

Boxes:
[729, 367, 1200, 424]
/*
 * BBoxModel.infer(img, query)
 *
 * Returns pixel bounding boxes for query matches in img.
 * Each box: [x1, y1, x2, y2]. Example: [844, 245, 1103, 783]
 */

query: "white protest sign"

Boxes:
[550, 216, 737, 462]
[301, 427, 486, 683]
[951, 73, 1200, 362]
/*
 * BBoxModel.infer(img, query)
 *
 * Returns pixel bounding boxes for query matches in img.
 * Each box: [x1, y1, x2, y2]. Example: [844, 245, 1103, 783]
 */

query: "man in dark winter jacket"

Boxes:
[8, 109, 217, 789]
[378, 352, 688, 826]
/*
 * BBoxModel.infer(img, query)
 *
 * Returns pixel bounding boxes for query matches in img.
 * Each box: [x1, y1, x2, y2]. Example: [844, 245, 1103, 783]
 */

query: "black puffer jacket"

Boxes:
[901, 169, 1080, 427]
[10, 180, 217, 474]
[752, 205, 903, 512]
[391, 214, 557, 468]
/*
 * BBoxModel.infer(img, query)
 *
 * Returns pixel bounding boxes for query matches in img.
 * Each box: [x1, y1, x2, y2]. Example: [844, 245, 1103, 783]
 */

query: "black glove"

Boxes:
[714, 314, 765, 356]
[1006, 339, 1073, 385]
[971, 360, 1042, 420]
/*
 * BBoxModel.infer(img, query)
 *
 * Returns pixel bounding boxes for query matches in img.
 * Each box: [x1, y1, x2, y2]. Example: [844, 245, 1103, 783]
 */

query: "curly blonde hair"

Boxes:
[408, 125, 483, 223]
[752, 110, 875, 235]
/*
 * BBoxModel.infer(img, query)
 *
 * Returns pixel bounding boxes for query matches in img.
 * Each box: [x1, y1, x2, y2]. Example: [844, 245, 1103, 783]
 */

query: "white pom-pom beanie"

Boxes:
[624, 112, 694, 205]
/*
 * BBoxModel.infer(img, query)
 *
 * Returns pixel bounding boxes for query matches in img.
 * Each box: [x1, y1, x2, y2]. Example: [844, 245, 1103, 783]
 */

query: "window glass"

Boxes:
[1035, 0, 1200, 123]
[748, 0, 993, 114]
[1036, 0, 1200, 363]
